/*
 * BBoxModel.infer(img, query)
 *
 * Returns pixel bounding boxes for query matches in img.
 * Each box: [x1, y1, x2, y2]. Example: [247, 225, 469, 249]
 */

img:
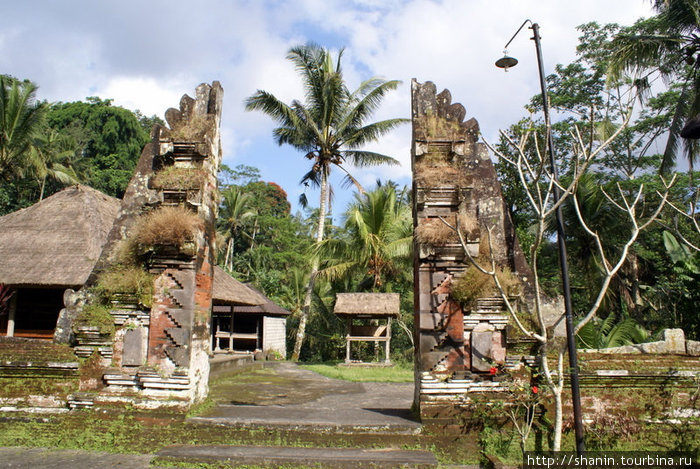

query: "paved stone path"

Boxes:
[190, 362, 421, 433]
[0, 447, 157, 468]
[157, 444, 438, 468]
[0, 363, 433, 468]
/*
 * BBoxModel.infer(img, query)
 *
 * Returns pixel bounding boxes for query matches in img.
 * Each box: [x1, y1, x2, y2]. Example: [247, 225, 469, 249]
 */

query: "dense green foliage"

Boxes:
[217, 170, 415, 362]
[245, 43, 407, 360]
[46, 97, 149, 197]
[606, 0, 700, 172]
[495, 20, 700, 340]
[0, 79, 158, 215]
[0, 76, 47, 182]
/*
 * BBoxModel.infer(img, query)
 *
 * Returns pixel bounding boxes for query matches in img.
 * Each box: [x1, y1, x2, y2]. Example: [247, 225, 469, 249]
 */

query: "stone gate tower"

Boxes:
[76, 82, 223, 406]
[411, 80, 534, 409]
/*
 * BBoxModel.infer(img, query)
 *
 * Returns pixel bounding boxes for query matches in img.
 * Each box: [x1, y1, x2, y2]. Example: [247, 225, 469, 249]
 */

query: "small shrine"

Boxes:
[333, 293, 400, 365]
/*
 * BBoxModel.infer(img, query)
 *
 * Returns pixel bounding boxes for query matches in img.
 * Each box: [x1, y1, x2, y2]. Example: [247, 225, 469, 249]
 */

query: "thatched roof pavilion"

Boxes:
[0, 185, 273, 341]
[233, 284, 290, 316]
[0, 185, 121, 288]
[212, 266, 266, 306]
[334, 293, 400, 319]
[334, 293, 400, 364]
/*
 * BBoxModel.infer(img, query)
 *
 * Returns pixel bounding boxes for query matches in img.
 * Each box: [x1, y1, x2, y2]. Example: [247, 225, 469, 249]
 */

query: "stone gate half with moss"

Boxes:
[60, 83, 223, 407]
[411, 79, 537, 409]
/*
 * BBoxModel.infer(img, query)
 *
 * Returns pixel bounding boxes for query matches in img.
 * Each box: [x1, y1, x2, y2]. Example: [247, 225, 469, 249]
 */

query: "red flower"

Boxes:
[532, 386, 539, 394]
[489, 367, 498, 375]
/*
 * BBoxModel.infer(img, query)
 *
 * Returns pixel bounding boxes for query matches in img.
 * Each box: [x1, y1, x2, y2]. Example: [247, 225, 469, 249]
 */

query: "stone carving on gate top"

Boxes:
[411, 80, 535, 406]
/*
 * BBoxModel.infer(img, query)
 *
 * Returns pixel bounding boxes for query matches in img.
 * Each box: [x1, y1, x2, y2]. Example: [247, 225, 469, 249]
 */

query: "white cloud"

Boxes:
[0, 0, 656, 212]
[98, 76, 188, 117]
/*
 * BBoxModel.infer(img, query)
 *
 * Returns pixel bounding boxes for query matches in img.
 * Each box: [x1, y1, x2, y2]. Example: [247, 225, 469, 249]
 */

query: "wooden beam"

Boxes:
[385, 317, 392, 363]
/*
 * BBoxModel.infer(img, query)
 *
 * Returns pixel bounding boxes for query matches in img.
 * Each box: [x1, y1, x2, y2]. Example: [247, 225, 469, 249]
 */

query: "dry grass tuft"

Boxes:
[415, 160, 471, 188]
[151, 167, 208, 191]
[416, 217, 458, 244]
[451, 263, 522, 307]
[415, 214, 479, 244]
[170, 114, 212, 141]
[131, 206, 201, 249]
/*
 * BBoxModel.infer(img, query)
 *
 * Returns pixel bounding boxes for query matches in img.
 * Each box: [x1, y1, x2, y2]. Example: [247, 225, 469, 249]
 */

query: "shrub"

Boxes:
[72, 304, 115, 336]
[451, 263, 521, 308]
[131, 206, 201, 249]
[96, 266, 155, 307]
[151, 166, 207, 191]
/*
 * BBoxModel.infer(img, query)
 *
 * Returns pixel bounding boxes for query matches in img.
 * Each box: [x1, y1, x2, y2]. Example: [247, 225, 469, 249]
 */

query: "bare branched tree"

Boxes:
[664, 189, 700, 252]
[439, 115, 676, 449]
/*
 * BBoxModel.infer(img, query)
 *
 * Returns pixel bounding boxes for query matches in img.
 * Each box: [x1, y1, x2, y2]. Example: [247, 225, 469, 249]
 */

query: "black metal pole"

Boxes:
[530, 22, 586, 455]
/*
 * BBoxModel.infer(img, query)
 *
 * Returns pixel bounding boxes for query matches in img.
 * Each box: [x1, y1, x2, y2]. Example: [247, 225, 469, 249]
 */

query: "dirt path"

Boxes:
[190, 362, 421, 433]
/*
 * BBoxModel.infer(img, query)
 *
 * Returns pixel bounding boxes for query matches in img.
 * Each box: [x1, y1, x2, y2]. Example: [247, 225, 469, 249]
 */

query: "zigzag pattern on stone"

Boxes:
[159, 268, 194, 367]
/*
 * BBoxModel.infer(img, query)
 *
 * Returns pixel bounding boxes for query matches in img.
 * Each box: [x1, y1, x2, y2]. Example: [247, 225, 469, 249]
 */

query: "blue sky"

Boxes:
[1, 0, 654, 220]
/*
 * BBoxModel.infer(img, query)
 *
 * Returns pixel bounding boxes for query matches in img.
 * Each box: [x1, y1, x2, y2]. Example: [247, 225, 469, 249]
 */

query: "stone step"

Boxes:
[156, 444, 438, 468]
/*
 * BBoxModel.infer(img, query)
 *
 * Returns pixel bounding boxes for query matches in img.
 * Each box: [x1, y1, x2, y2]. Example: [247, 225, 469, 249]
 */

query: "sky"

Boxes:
[1, 0, 655, 218]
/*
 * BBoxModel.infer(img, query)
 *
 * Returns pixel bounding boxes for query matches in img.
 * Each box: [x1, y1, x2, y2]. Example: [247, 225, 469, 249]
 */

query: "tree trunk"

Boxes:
[225, 237, 234, 272]
[552, 387, 563, 451]
[39, 177, 46, 202]
[292, 169, 328, 361]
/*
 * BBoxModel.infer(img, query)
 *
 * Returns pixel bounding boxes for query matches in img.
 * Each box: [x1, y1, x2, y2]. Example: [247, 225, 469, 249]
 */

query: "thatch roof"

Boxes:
[334, 293, 400, 318]
[232, 284, 291, 316]
[0, 185, 121, 287]
[212, 266, 266, 306]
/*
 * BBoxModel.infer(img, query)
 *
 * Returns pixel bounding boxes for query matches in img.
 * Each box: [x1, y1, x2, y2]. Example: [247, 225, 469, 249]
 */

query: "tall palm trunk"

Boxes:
[292, 170, 328, 361]
[225, 237, 235, 272]
[39, 176, 46, 201]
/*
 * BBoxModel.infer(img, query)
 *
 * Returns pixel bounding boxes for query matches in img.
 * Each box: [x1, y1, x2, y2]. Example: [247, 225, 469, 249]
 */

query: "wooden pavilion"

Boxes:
[333, 293, 400, 364]
[211, 268, 290, 357]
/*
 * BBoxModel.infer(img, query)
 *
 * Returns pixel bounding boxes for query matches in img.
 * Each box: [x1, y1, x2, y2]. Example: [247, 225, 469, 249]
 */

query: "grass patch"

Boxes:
[71, 303, 115, 336]
[300, 362, 413, 383]
[0, 377, 78, 399]
[152, 166, 208, 191]
[96, 266, 155, 307]
[0, 409, 451, 459]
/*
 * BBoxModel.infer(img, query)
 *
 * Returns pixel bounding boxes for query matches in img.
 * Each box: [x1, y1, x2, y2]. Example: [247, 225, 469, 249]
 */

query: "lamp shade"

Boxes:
[495, 56, 518, 70]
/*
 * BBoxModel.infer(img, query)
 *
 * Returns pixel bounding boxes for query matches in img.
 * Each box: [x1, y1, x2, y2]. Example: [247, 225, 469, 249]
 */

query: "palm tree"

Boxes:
[245, 43, 407, 360]
[607, 0, 700, 173]
[0, 76, 47, 181]
[217, 186, 257, 272]
[317, 183, 412, 291]
[30, 129, 82, 201]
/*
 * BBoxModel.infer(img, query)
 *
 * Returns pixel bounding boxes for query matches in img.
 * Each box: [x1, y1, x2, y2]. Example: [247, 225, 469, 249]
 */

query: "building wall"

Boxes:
[263, 316, 286, 358]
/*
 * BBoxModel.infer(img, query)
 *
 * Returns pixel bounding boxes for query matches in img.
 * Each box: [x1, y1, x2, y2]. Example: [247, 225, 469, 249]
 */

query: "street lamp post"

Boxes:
[495, 20, 585, 455]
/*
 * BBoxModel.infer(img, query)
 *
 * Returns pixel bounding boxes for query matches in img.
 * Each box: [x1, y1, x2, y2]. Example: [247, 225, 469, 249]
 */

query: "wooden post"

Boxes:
[229, 313, 234, 351]
[345, 318, 351, 363]
[6, 291, 17, 337]
[255, 318, 260, 350]
[214, 316, 220, 352]
[385, 316, 392, 363]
